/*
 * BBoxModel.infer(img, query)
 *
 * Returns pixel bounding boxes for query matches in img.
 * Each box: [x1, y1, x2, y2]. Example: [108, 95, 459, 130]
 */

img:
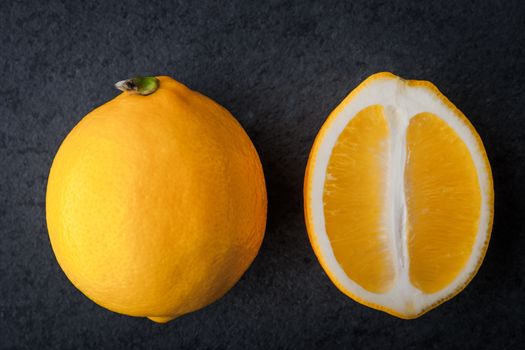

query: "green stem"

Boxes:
[115, 76, 160, 95]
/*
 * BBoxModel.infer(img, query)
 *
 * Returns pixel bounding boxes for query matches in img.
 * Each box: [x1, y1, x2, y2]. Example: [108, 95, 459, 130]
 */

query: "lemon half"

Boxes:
[304, 72, 493, 318]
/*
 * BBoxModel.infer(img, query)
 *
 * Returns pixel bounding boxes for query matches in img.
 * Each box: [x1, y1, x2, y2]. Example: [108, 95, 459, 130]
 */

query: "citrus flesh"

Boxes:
[46, 76, 267, 322]
[305, 72, 493, 318]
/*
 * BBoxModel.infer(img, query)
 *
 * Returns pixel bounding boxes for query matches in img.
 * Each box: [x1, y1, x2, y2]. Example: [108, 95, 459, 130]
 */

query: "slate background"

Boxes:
[1, 0, 524, 349]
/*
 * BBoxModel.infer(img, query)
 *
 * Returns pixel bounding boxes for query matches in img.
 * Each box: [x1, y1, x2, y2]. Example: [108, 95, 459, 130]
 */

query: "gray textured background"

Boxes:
[1, 0, 525, 349]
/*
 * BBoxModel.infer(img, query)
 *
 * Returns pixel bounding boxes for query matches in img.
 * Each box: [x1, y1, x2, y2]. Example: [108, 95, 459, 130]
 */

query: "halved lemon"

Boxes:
[304, 72, 493, 318]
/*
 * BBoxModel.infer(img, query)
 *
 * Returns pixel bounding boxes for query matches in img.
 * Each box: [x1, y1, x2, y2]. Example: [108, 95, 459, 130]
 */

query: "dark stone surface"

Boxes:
[1, 0, 524, 348]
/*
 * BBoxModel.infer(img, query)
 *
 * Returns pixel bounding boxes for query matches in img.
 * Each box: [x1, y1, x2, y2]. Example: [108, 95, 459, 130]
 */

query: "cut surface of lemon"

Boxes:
[304, 72, 493, 318]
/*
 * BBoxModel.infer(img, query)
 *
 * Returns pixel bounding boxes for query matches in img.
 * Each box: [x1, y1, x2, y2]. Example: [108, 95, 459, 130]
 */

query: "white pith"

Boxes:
[308, 76, 491, 316]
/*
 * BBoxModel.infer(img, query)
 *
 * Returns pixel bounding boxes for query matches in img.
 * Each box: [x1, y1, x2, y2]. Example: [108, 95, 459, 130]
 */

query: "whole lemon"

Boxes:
[46, 76, 267, 323]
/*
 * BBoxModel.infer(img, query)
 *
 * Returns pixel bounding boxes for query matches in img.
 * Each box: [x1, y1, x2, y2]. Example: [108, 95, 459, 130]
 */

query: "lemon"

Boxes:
[304, 73, 493, 318]
[46, 76, 267, 323]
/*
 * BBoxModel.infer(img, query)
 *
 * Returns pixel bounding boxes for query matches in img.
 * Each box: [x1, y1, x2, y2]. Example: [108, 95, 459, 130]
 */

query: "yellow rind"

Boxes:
[304, 72, 494, 319]
[46, 76, 268, 322]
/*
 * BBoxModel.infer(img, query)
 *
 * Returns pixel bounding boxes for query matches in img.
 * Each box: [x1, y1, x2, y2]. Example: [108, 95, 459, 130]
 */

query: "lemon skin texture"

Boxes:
[46, 76, 267, 323]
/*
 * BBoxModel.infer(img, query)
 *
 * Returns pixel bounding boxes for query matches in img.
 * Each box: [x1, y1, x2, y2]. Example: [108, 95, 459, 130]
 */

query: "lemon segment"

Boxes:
[324, 105, 394, 293]
[406, 113, 481, 294]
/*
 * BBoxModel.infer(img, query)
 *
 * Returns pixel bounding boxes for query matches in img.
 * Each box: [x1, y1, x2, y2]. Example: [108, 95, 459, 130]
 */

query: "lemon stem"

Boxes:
[115, 76, 159, 96]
